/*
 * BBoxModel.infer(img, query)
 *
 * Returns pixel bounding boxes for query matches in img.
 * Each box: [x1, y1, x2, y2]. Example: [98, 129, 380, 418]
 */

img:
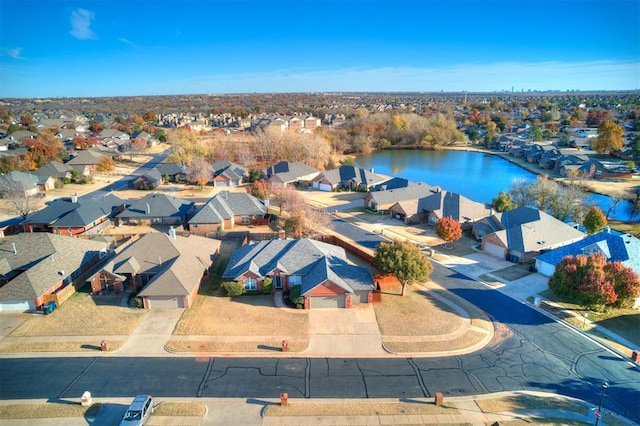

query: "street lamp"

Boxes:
[594, 381, 609, 426]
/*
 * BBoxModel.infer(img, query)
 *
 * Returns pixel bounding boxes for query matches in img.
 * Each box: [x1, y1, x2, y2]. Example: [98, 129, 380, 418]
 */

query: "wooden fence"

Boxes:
[43, 283, 75, 307]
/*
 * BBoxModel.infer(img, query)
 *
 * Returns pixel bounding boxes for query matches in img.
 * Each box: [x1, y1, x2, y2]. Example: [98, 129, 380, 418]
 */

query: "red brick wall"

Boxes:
[308, 281, 345, 296]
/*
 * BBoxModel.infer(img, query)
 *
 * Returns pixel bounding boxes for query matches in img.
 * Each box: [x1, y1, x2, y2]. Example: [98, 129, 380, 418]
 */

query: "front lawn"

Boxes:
[8, 291, 144, 337]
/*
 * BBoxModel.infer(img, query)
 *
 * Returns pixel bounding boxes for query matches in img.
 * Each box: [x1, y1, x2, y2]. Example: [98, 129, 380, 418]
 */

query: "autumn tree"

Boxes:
[73, 135, 97, 149]
[188, 156, 213, 189]
[248, 179, 271, 200]
[129, 137, 149, 158]
[591, 120, 624, 154]
[491, 191, 514, 212]
[166, 128, 204, 166]
[507, 176, 588, 222]
[374, 239, 433, 296]
[283, 207, 332, 239]
[605, 262, 640, 308]
[583, 206, 607, 235]
[435, 216, 462, 245]
[272, 186, 305, 215]
[96, 156, 116, 172]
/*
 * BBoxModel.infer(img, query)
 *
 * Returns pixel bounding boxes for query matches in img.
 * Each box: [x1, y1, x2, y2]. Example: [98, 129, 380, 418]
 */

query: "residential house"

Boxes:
[0, 233, 108, 311]
[89, 231, 220, 308]
[390, 190, 491, 228]
[23, 193, 125, 236]
[131, 168, 162, 190]
[156, 162, 187, 183]
[98, 128, 131, 151]
[117, 193, 195, 227]
[222, 237, 376, 309]
[4, 130, 38, 145]
[211, 160, 248, 187]
[311, 166, 389, 192]
[476, 206, 585, 263]
[0, 171, 40, 198]
[364, 182, 439, 214]
[264, 161, 320, 188]
[303, 116, 321, 132]
[131, 130, 157, 147]
[65, 149, 108, 174]
[370, 177, 418, 192]
[188, 191, 267, 233]
[33, 161, 75, 184]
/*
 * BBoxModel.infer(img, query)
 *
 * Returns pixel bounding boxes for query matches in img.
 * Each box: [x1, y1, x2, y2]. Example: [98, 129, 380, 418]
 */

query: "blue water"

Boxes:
[355, 149, 639, 222]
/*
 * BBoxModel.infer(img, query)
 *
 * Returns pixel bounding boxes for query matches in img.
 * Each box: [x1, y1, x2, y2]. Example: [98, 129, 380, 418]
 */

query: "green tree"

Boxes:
[374, 240, 432, 296]
[591, 120, 624, 154]
[491, 191, 514, 212]
[435, 216, 462, 244]
[583, 206, 607, 235]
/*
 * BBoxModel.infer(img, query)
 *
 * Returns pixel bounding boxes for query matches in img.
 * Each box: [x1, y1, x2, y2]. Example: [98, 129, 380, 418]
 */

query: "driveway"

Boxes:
[118, 309, 184, 356]
[305, 304, 385, 356]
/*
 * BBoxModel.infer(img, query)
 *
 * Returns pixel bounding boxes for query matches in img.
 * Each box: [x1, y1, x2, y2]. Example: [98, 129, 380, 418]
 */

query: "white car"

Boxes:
[120, 395, 154, 426]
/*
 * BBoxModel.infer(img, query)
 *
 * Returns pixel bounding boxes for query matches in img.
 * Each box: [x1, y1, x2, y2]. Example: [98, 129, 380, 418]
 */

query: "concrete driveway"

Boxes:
[118, 309, 184, 356]
[304, 304, 385, 357]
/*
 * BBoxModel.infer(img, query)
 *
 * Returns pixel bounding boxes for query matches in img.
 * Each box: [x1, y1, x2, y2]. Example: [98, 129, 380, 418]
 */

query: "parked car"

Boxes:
[120, 395, 154, 426]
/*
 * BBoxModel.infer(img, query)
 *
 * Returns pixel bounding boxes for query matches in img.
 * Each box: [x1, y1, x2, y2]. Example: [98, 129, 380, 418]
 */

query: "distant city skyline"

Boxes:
[1, 0, 638, 98]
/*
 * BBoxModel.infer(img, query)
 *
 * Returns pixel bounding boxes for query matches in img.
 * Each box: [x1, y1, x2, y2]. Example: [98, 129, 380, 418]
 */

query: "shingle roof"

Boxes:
[367, 182, 438, 206]
[222, 238, 375, 295]
[101, 232, 220, 298]
[0, 171, 39, 192]
[117, 193, 194, 219]
[490, 206, 585, 253]
[32, 161, 74, 179]
[212, 160, 247, 181]
[418, 190, 490, 222]
[318, 166, 388, 187]
[264, 161, 319, 183]
[156, 162, 185, 177]
[24, 193, 124, 228]
[0, 233, 107, 300]
[189, 191, 266, 225]
[535, 229, 640, 273]
[66, 149, 107, 166]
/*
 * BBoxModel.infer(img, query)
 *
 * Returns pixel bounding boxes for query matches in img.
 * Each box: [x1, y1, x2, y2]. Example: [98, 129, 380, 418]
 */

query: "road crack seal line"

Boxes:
[407, 358, 429, 397]
[304, 358, 310, 398]
[196, 357, 215, 397]
[59, 357, 99, 399]
[355, 359, 370, 398]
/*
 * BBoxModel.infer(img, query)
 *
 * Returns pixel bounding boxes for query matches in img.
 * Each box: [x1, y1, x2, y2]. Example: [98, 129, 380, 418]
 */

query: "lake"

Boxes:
[355, 149, 639, 222]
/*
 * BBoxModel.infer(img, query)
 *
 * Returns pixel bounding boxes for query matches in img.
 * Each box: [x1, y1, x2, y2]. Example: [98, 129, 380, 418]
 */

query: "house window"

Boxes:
[244, 278, 257, 291]
[153, 217, 162, 223]
[240, 215, 250, 225]
[289, 275, 301, 286]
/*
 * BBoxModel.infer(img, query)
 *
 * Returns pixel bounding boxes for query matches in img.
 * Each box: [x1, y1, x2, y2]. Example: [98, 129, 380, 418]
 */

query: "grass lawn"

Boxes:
[169, 251, 309, 352]
[7, 291, 144, 337]
[0, 402, 101, 419]
[373, 280, 492, 353]
[265, 401, 458, 417]
[537, 289, 640, 358]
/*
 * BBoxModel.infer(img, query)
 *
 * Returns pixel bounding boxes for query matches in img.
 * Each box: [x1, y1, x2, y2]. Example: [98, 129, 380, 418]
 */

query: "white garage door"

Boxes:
[535, 260, 556, 277]
[319, 183, 332, 192]
[309, 296, 344, 309]
[0, 300, 35, 312]
[354, 291, 369, 303]
[312, 182, 319, 189]
[483, 242, 505, 259]
[147, 296, 182, 308]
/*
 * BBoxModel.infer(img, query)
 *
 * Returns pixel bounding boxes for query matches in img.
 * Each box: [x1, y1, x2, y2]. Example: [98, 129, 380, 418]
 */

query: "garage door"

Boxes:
[312, 182, 319, 189]
[535, 260, 555, 277]
[354, 291, 369, 303]
[147, 296, 182, 308]
[215, 180, 229, 187]
[319, 183, 332, 192]
[309, 296, 344, 309]
[0, 300, 35, 312]
[483, 242, 505, 259]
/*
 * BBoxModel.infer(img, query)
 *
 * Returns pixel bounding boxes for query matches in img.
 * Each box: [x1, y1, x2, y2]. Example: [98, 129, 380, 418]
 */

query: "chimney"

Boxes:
[168, 226, 176, 239]
[278, 229, 286, 240]
[12, 242, 17, 255]
[604, 226, 610, 234]
[370, 168, 374, 173]
[146, 203, 150, 214]
[71, 195, 78, 203]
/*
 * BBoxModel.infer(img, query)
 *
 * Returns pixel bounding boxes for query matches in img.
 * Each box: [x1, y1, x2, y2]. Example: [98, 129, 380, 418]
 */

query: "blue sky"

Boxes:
[1, 0, 638, 98]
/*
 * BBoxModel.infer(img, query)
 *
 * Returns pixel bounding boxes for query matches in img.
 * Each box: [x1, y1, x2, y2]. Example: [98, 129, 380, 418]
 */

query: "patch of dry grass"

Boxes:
[492, 420, 590, 425]
[475, 394, 588, 415]
[0, 340, 124, 353]
[9, 292, 144, 337]
[0, 402, 99, 419]
[166, 339, 309, 353]
[383, 330, 488, 353]
[153, 402, 206, 417]
[264, 401, 458, 417]
[174, 294, 308, 337]
[373, 286, 463, 336]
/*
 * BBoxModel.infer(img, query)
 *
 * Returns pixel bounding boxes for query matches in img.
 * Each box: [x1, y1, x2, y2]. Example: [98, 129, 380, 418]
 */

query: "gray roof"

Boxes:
[24, 193, 124, 228]
[66, 149, 106, 166]
[140, 168, 162, 184]
[212, 160, 247, 181]
[0, 171, 39, 192]
[489, 206, 585, 253]
[189, 191, 266, 225]
[370, 177, 418, 191]
[367, 182, 438, 207]
[264, 161, 319, 183]
[117, 193, 194, 219]
[222, 238, 375, 295]
[32, 161, 75, 179]
[0, 233, 108, 301]
[417, 190, 490, 222]
[318, 166, 388, 187]
[156, 162, 185, 177]
[101, 232, 220, 297]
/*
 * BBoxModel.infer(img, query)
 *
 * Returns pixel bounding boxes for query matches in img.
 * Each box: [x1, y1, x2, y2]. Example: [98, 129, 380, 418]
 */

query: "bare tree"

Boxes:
[188, 156, 213, 189]
[0, 178, 43, 219]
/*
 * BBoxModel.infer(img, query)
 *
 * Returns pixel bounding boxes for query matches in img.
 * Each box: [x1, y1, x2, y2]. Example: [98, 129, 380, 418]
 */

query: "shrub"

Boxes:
[261, 277, 273, 294]
[221, 281, 243, 297]
[289, 285, 301, 300]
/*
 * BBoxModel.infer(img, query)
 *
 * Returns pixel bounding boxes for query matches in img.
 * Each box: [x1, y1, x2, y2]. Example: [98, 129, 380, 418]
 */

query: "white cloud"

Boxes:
[70, 8, 96, 40]
[118, 38, 138, 47]
[3, 47, 23, 59]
